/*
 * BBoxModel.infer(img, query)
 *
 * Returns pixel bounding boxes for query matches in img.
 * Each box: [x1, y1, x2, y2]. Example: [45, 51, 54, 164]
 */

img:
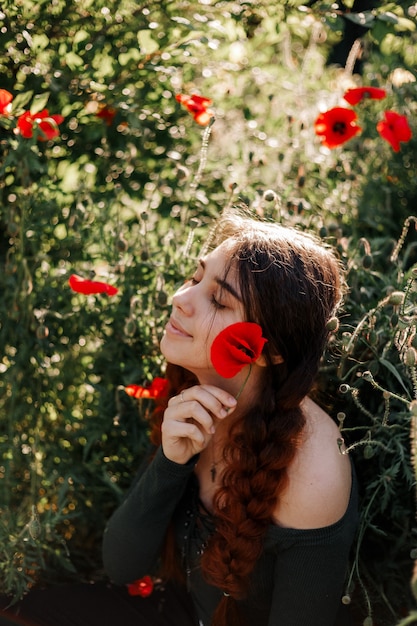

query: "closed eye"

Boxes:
[210, 295, 226, 310]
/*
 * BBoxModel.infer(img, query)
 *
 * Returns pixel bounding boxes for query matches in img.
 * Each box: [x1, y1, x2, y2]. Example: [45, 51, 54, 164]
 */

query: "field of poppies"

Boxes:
[1, 1, 417, 624]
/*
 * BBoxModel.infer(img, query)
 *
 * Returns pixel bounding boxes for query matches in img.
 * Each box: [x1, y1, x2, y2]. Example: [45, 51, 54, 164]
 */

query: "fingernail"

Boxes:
[228, 396, 237, 405]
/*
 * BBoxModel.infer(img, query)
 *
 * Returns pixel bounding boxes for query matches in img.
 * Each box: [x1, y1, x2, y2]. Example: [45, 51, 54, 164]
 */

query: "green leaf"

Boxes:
[137, 30, 159, 54]
[379, 358, 411, 398]
[377, 11, 399, 24]
[344, 11, 375, 27]
[65, 51, 84, 70]
[10, 90, 33, 114]
[30, 93, 50, 115]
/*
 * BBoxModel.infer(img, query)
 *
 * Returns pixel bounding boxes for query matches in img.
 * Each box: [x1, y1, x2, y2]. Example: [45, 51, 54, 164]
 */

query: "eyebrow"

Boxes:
[199, 259, 242, 302]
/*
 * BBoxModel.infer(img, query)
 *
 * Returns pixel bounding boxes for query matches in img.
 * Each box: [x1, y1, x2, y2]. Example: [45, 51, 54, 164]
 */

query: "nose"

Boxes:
[171, 283, 194, 316]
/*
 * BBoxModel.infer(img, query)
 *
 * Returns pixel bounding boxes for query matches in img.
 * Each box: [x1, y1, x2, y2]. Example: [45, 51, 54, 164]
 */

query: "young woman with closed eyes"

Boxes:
[3, 211, 358, 626]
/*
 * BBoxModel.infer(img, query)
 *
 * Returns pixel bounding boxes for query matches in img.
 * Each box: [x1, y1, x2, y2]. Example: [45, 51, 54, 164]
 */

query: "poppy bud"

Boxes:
[124, 318, 136, 337]
[390, 313, 399, 328]
[363, 445, 375, 459]
[115, 237, 128, 252]
[362, 254, 373, 269]
[157, 291, 168, 306]
[36, 325, 49, 339]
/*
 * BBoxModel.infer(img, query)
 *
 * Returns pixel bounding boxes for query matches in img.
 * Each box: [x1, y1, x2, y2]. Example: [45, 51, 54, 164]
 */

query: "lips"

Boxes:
[166, 317, 192, 338]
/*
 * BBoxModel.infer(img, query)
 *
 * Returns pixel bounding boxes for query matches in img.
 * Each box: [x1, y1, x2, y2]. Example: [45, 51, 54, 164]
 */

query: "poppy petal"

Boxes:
[376, 111, 412, 152]
[210, 322, 267, 378]
[343, 87, 386, 105]
[68, 274, 118, 296]
[314, 107, 361, 148]
[0, 89, 13, 115]
[125, 378, 168, 399]
[127, 575, 154, 598]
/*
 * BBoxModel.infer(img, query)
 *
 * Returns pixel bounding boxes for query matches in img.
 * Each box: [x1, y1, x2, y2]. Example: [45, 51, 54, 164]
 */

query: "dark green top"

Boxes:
[102, 446, 358, 626]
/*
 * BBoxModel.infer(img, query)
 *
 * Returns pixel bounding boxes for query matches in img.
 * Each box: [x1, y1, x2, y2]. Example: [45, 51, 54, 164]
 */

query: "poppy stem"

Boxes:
[235, 364, 252, 401]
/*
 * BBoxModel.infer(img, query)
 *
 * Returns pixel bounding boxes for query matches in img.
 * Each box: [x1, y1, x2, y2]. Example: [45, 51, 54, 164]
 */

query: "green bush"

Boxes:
[1, 1, 417, 624]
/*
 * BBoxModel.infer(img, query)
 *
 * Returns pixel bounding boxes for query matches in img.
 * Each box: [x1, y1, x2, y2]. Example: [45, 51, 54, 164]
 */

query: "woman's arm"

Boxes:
[102, 446, 197, 585]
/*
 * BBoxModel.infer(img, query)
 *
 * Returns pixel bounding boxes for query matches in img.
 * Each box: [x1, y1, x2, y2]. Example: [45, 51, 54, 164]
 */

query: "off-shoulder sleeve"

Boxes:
[102, 446, 197, 585]
[266, 469, 358, 626]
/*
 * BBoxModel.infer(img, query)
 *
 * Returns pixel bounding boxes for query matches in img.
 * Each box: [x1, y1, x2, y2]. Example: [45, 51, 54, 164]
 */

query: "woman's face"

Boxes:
[160, 241, 246, 383]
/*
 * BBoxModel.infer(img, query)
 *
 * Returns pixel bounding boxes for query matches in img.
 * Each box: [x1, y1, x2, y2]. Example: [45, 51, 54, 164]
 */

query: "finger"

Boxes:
[170, 400, 216, 435]
[161, 418, 209, 451]
[172, 385, 237, 418]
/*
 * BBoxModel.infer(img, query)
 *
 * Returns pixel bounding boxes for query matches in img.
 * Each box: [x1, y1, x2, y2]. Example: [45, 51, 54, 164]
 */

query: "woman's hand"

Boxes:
[161, 385, 237, 465]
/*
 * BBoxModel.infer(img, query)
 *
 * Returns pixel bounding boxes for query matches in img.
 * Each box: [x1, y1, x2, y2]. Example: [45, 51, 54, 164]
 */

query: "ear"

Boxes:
[255, 353, 284, 367]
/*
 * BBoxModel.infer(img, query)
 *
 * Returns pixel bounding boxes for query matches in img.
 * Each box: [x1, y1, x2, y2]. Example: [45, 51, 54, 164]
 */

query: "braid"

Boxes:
[201, 402, 305, 626]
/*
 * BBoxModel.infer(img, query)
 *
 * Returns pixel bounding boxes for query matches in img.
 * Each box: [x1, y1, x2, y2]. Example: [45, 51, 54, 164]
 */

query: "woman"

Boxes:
[4, 211, 357, 626]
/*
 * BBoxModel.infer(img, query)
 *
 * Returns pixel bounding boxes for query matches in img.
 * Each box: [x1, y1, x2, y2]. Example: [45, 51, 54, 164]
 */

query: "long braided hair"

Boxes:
[151, 212, 344, 626]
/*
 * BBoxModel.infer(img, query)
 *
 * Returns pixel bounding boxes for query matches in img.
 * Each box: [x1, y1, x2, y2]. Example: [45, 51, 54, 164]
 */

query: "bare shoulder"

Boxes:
[272, 397, 352, 529]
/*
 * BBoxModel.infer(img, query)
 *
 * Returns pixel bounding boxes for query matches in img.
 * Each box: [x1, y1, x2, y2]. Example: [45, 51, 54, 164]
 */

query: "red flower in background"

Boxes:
[96, 105, 117, 126]
[343, 87, 386, 106]
[376, 110, 412, 152]
[314, 107, 361, 148]
[175, 93, 214, 126]
[210, 322, 267, 378]
[127, 576, 154, 598]
[125, 377, 169, 399]
[68, 274, 118, 296]
[0, 89, 13, 115]
[17, 109, 64, 140]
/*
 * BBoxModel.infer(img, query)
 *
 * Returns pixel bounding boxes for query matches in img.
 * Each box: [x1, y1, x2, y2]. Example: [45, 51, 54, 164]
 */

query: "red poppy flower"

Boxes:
[210, 322, 267, 378]
[343, 87, 386, 106]
[175, 93, 214, 126]
[96, 105, 117, 126]
[127, 575, 154, 598]
[0, 89, 13, 116]
[376, 110, 412, 152]
[68, 274, 118, 296]
[17, 109, 64, 140]
[125, 377, 169, 399]
[314, 107, 361, 148]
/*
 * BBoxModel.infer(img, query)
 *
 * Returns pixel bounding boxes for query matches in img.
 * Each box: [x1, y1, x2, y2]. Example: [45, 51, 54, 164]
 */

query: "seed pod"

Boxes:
[326, 317, 339, 332]
[405, 347, 417, 367]
[388, 291, 405, 306]
[263, 189, 276, 202]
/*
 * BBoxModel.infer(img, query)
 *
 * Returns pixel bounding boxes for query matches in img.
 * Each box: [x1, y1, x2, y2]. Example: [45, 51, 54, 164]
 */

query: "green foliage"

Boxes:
[1, 1, 417, 625]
